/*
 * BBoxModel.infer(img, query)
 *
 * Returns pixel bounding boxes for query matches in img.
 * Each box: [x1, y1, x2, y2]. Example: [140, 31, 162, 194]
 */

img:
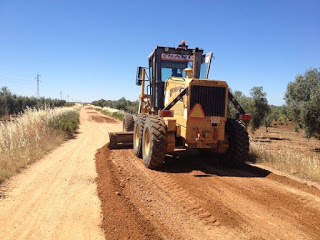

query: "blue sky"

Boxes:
[0, 0, 319, 105]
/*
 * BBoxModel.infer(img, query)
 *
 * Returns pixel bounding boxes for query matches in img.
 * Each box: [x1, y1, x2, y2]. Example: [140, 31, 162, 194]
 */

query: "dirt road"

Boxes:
[0, 107, 121, 240]
[95, 118, 320, 239]
[1, 107, 320, 240]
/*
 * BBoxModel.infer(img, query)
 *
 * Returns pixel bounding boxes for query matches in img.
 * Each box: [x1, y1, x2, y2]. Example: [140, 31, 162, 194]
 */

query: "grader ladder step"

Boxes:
[108, 131, 133, 149]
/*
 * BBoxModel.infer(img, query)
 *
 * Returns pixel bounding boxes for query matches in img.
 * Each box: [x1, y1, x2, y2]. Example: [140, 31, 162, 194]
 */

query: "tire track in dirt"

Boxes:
[100, 148, 250, 239]
[170, 164, 320, 239]
[96, 144, 320, 239]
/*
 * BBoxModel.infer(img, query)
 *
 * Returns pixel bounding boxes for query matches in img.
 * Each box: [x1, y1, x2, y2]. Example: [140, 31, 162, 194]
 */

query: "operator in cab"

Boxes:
[171, 68, 183, 77]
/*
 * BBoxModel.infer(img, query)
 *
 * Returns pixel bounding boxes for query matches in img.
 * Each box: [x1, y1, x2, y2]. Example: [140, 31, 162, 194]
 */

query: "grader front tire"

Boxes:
[133, 114, 146, 158]
[123, 114, 134, 132]
[142, 116, 167, 169]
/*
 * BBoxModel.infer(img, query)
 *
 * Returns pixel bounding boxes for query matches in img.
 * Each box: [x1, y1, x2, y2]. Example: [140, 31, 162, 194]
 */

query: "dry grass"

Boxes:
[0, 106, 80, 183]
[250, 142, 320, 182]
[248, 125, 320, 182]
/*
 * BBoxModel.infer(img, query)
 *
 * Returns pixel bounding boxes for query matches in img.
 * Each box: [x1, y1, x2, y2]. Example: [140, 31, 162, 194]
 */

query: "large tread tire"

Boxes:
[123, 114, 134, 131]
[142, 116, 167, 169]
[133, 113, 146, 158]
[224, 118, 249, 167]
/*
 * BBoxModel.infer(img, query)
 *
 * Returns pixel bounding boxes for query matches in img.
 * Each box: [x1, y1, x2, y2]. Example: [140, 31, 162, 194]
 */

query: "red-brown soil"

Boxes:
[95, 146, 162, 239]
[89, 114, 117, 123]
[96, 143, 320, 239]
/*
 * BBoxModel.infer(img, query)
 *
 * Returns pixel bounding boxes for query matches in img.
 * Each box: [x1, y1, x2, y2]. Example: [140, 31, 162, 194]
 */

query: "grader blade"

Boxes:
[108, 132, 133, 149]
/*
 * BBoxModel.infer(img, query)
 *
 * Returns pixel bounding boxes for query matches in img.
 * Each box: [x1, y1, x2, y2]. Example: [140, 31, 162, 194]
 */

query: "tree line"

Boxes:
[229, 67, 320, 138]
[91, 97, 139, 114]
[228, 87, 289, 131]
[0, 87, 66, 117]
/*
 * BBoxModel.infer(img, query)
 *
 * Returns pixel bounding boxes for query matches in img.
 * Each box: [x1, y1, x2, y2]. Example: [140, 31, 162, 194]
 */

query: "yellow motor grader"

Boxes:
[109, 41, 251, 169]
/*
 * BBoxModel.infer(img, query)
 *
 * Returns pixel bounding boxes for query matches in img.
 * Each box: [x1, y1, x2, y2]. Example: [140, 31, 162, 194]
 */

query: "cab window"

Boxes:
[160, 61, 193, 82]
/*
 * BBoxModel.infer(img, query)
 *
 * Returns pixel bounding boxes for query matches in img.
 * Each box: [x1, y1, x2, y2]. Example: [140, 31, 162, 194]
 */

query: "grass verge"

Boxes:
[0, 107, 80, 183]
[95, 108, 124, 121]
[250, 143, 320, 182]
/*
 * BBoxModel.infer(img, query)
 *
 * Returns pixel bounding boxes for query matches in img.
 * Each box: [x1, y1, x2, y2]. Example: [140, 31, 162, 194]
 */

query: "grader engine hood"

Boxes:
[189, 79, 228, 118]
[163, 78, 229, 149]
[164, 78, 228, 119]
[186, 80, 228, 148]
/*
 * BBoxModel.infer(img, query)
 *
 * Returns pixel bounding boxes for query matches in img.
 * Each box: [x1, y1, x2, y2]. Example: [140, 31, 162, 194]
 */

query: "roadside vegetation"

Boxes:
[285, 68, 320, 138]
[92, 97, 139, 114]
[0, 86, 70, 118]
[0, 106, 80, 183]
[94, 106, 124, 121]
[250, 143, 320, 182]
[249, 67, 320, 182]
[64, 102, 76, 107]
[228, 67, 320, 138]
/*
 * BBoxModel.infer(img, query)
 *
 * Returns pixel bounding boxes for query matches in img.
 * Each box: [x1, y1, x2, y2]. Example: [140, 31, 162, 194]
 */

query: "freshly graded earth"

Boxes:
[1, 107, 320, 239]
[96, 144, 320, 240]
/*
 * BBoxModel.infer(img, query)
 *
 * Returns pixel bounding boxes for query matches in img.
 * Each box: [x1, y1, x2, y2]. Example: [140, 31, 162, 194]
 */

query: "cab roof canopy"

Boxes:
[148, 44, 204, 60]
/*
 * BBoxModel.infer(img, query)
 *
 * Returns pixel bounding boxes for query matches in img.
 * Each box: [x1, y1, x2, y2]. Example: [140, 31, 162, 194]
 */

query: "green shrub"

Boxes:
[112, 111, 124, 121]
[64, 102, 76, 107]
[95, 108, 124, 121]
[49, 111, 80, 137]
[92, 97, 139, 114]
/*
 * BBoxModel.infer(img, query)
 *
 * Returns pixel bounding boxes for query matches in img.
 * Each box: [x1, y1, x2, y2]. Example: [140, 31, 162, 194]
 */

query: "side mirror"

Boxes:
[136, 67, 144, 86]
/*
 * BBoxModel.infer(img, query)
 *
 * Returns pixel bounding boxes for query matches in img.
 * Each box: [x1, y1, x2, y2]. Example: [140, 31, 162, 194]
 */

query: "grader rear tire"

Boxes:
[133, 114, 146, 158]
[142, 116, 167, 169]
[224, 118, 249, 167]
[123, 114, 134, 131]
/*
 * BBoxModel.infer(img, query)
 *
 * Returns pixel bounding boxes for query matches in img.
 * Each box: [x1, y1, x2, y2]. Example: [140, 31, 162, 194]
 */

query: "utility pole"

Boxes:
[36, 73, 41, 98]
[60, 91, 62, 100]
[67, 95, 69, 102]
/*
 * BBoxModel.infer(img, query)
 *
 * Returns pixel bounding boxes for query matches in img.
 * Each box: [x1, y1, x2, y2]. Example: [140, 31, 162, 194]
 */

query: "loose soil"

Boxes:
[89, 114, 117, 123]
[95, 145, 161, 239]
[96, 139, 320, 239]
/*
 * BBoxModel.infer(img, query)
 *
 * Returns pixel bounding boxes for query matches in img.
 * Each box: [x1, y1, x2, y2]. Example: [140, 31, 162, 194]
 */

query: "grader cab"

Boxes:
[109, 41, 251, 169]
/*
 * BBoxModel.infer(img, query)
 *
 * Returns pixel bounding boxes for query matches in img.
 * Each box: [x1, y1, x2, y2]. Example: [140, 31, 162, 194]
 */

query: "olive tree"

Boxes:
[228, 87, 269, 132]
[250, 87, 270, 132]
[227, 90, 253, 118]
[285, 68, 320, 138]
